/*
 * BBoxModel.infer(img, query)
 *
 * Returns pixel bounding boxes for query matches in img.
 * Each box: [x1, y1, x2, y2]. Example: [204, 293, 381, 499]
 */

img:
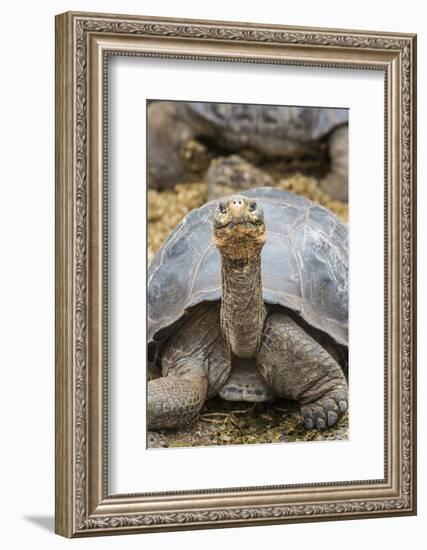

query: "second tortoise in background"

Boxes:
[148, 101, 348, 200]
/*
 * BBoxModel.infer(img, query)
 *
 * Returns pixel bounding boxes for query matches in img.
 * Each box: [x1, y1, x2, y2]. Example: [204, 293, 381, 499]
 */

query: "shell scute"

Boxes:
[148, 188, 348, 347]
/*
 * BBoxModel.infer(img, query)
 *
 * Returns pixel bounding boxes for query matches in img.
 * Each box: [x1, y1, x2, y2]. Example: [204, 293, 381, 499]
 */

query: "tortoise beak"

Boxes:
[228, 197, 247, 222]
[214, 195, 264, 229]
[213, 196, 266, 260]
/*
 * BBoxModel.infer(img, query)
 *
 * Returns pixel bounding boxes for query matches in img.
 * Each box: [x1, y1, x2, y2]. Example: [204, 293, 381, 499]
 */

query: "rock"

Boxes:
[206, 155, 274, 200]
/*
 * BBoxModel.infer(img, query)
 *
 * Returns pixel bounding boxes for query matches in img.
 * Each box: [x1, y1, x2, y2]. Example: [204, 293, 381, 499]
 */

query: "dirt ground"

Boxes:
[148, 396, 348, 448]
[147, 147, 349, 449]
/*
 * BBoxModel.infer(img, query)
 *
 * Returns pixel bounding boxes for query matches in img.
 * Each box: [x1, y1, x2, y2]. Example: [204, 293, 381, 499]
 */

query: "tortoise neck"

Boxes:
[220, 252, 266, 358]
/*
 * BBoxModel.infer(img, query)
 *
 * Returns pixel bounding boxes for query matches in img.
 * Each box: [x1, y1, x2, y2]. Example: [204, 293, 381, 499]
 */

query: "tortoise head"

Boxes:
[213, 195, 266, 261]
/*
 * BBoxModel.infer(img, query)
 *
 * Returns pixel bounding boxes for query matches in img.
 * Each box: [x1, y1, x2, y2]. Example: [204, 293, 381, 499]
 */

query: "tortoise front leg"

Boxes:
[148, 304, 231, 430]
[257, 313, 348, 431]
[147, 371, 208, 430]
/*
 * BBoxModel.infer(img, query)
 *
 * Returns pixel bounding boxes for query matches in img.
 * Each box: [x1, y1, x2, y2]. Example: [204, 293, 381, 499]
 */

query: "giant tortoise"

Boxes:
[147, 187, 348, 431]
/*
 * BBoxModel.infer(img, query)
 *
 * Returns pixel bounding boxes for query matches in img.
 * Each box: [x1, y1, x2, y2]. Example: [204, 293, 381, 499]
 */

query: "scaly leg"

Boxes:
[147, 371, 208, 430]
[147, 101, 193, 189]
[319, 125, 348, 202]
[147, 304, 231, 430]
[257, 313, 348, 430]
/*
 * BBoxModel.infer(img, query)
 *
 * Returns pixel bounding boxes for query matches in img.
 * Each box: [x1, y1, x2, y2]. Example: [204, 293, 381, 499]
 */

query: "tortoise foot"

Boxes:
[300, 389, 348, 431]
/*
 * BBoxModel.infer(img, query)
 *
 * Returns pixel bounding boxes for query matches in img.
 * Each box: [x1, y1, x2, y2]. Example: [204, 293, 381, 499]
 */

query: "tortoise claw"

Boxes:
[300, 389, 348, 431]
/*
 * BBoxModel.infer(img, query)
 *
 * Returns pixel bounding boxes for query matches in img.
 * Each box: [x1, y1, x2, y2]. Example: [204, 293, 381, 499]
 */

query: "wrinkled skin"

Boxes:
[147, 196, 348, 431]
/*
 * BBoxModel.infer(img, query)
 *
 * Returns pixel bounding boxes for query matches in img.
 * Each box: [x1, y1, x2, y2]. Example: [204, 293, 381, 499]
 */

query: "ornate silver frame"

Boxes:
[55, 11, 417, 537]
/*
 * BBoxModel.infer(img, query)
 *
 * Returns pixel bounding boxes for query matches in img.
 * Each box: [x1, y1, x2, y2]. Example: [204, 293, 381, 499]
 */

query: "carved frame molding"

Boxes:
[55, 11, 416, 537]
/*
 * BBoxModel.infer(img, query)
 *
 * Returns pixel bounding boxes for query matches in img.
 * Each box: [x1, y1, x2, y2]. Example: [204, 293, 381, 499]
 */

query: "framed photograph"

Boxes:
[55, 11, 417, 537]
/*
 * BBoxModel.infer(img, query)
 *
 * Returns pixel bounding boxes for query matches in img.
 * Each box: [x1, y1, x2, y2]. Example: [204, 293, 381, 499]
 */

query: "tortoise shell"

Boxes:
[148, 187, 348, 350]
[176, 103, 348, 155]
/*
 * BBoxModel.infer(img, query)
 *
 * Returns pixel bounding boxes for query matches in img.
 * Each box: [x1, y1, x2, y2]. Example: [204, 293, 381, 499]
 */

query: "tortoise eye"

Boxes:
[218, 202, 226, 214]
[249, 201, 257, 212]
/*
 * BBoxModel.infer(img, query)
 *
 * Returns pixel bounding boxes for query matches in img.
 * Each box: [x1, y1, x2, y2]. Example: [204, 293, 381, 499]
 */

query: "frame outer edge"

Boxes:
[409, 34, 417, 514]
[54, 10, 417, 537]
[55, 12, 75, 538]
[413, 35, 417, 514]
[62, 10, 417, 40]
